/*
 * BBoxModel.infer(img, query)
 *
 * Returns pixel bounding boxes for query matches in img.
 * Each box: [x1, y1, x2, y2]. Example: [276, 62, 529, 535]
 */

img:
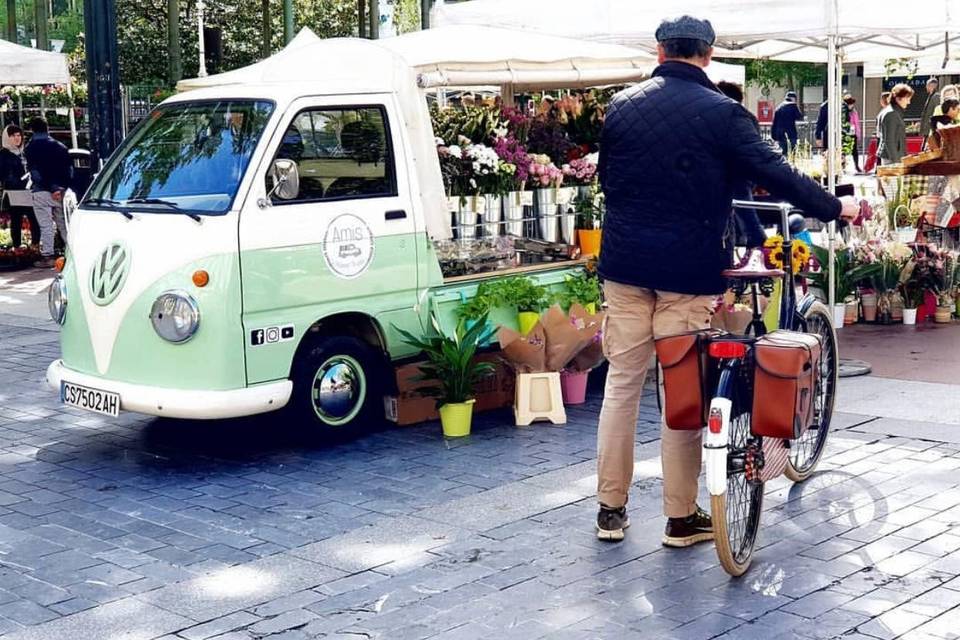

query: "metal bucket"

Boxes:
[483, 194, 502, 238]
[534, 188, 559, 243]
[503, 192, 525, 237]
[559, 203, 577, 245]
[457, 196, 481, 241]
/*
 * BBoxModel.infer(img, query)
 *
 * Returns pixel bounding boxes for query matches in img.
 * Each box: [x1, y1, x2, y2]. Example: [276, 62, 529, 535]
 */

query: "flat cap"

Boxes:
[655, 15, 716, 46]
[785, 91, 798, 100]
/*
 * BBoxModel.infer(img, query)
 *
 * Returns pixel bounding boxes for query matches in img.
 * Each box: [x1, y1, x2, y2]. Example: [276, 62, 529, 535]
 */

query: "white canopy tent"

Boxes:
[177, 28, 321, 91]
[378, 25, 743, 90]
[434, 0, 960, 307]
[0, 39, 77, 148]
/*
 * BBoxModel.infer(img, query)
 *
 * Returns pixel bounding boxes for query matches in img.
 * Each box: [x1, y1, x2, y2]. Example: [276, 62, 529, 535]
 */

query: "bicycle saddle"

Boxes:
[722, 249, 784, 279]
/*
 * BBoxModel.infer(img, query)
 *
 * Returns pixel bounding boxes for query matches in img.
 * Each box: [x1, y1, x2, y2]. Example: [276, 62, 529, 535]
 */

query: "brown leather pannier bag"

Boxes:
[751, 331, 822, 440]
[655, 330, 723, 430]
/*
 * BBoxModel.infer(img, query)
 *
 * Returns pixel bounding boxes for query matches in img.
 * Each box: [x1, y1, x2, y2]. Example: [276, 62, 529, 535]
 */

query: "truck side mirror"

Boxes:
[266, 159, 300, 202]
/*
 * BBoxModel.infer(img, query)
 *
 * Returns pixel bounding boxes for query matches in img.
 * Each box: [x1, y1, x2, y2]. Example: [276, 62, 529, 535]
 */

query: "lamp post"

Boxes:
[197, 0, 208, 77]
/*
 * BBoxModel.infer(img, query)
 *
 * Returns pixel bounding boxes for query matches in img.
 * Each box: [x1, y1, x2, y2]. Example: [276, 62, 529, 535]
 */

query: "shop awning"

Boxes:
[0, 39, 70, 85]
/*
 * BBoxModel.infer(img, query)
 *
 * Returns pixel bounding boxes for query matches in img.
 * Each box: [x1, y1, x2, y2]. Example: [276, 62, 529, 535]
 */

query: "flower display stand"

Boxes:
[514, 372, 566, 426]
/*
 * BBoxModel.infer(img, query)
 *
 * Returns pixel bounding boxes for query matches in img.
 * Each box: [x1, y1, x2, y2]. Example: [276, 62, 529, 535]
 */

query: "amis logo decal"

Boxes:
[322, 214, 374, 279]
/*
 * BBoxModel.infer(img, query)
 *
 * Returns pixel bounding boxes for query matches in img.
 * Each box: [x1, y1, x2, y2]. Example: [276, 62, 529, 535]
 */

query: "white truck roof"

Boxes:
[173, 37, 451, 240]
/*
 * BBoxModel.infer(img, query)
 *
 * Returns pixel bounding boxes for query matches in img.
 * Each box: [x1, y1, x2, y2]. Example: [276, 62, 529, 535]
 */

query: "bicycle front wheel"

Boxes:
[710, 370, 764, 577]
[785, 300, 838, 482]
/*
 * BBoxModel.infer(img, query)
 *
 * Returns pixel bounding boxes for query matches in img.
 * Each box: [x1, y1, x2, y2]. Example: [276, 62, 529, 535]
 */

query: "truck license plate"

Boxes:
[60, 381, 120, 417]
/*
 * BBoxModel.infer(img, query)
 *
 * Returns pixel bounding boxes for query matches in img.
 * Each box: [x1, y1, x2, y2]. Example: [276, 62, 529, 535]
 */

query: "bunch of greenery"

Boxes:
[396, 314, 495, 408]
[806, 244, 880, 302]
[575, 191, 604, 230]
[458, 277, 549, 320]
[555, 272, 601, 310]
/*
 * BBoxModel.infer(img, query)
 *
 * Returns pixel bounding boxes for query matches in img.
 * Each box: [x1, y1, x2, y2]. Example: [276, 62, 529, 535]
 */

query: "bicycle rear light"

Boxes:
[708, 408, 723, 434]
[709, 341, 749, 360]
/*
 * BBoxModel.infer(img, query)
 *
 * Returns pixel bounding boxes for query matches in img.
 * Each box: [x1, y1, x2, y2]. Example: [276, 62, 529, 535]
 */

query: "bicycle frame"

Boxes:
[705, 201, 811, 498]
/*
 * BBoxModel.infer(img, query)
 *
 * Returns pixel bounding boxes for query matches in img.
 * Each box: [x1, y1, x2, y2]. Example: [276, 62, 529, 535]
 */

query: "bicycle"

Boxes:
[704, 201, 839, 577]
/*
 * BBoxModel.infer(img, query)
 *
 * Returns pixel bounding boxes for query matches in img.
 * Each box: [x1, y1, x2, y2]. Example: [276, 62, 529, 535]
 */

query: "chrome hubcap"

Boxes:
[311, 356, 365, 425]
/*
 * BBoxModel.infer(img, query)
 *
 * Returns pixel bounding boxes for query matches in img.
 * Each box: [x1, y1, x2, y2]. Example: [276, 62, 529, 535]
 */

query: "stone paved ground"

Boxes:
[1, 299, 960, 639]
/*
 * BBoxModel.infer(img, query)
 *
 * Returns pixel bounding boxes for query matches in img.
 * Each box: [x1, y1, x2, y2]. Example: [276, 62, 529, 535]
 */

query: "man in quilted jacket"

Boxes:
[594, 16, 858, 544]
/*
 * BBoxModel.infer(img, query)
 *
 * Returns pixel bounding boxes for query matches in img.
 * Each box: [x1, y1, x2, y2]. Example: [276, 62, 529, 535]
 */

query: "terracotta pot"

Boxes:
[935, 306, 953, 323]
[578, 229, 602, 257]
[844, 300, 859, 325]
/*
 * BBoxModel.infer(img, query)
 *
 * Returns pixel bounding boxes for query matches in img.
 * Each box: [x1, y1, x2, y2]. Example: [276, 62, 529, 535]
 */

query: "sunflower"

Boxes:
[763, 235, 785, 269]
[792, 242, 811, 274]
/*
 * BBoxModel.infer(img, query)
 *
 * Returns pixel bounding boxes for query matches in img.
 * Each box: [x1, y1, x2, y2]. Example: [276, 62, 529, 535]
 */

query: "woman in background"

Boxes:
[878, 84, 914, 164]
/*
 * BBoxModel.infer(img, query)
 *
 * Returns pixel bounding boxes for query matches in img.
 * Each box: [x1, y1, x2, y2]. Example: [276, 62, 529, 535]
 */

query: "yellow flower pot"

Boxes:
[578, 229, 602, 257]
[518, 311, 540, 336]
[438, 400, 475, 438]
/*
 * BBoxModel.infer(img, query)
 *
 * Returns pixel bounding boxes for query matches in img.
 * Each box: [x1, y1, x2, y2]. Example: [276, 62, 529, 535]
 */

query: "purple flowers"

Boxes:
[494, 136, 530, 184]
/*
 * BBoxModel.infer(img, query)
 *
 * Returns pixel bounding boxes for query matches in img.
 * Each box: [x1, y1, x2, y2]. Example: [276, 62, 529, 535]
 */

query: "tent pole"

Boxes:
[827, 33, 838, 312]
[66, 82, 78, 149]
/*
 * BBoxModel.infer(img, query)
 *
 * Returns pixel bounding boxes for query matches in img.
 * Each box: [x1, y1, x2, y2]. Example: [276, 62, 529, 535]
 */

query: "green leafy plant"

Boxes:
[457, 281, 499, 321]
[486, 276, 550, 313]
[555, 272, 601, 310]
[806, 244, 881, 302]
[395, 313, 496, 408]
[575, 192, 604, 230]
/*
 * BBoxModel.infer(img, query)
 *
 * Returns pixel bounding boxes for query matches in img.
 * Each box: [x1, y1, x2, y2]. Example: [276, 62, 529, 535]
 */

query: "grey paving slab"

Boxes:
[0, 598, 192, 640]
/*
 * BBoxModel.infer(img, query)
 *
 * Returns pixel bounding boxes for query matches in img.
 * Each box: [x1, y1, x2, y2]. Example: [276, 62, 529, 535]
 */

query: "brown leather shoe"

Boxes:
[662, 506, 714, 547]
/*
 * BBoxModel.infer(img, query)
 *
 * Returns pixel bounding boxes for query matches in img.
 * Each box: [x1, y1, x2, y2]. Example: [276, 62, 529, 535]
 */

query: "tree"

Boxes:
[34, 0, 47, 49]
[261, 0, 270, 57]
[5, 0, 15, 42]
[167, 0, 182, 84]
[741, 59, 826, 104]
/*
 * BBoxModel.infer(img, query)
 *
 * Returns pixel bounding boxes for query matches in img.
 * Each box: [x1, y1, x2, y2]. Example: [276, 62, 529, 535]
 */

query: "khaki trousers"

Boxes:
[597, 281, 714, 518]
[31, 190, 67, 257]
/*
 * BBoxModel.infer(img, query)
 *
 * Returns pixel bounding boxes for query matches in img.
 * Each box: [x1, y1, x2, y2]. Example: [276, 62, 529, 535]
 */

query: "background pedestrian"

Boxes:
[1, 124, 41, 251]
[771, 90, 804, 155]
[878, 83, 914, 164]
[24, 117, 72, 263]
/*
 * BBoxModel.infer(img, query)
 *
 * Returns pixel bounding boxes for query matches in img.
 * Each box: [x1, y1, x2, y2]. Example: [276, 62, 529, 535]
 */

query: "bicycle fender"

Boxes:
[704, 397, 732, 496]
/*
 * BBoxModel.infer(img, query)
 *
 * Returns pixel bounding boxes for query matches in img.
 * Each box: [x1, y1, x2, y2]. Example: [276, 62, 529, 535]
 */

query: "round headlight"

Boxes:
[48, 275, 67, 325]
[149, 291, 200, 343]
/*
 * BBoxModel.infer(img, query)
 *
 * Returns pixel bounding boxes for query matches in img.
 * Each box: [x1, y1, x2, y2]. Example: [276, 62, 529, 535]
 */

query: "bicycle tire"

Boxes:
[711, 371, 765, 577]
[785, 300, 838, 482]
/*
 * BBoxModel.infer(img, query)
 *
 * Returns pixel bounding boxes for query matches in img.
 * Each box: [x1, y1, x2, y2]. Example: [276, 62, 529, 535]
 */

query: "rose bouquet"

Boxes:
[561, 157, 597, 186]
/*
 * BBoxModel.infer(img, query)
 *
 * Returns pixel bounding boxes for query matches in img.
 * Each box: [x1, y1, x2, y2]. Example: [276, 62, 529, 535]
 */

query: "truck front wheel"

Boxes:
[290, 336, 385, 433]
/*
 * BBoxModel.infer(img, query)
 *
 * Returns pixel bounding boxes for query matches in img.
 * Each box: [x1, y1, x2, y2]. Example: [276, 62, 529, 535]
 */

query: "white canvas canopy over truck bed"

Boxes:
[46, 36, 601, 430]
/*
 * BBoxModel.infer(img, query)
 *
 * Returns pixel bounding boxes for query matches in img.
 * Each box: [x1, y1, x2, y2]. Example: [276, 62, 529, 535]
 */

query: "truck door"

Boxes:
[239, 94, 422, 385]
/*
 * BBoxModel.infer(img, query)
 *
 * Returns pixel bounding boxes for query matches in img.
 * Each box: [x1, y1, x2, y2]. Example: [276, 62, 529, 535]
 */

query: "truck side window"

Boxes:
[268, 106, 396, 204]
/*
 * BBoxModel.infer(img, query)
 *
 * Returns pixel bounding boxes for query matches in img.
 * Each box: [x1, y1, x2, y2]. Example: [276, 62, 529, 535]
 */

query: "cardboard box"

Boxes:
[387, 353, 516, 426]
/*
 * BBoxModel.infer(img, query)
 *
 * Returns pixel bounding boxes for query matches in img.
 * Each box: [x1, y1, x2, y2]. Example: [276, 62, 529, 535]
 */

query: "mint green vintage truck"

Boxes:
[46, 37, 590, 431]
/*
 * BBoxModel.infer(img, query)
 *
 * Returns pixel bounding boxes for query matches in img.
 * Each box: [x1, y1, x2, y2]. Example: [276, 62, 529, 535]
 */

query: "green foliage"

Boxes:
[395, 313, 496, 407]
[806, 244, 880, 302]
[555, 272, 601, 310]
[739, 58, 825, 93]
[391, 0, 420, 34]
[116, 0, 360, 87]
[457, 281, 499, 321]
[458, 276, 550, 319]
[575, 189, 604, 229]
[485, 276, 549, 313]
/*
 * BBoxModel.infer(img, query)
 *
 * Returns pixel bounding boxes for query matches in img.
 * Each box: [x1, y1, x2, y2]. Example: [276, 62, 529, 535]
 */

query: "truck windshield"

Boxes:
[84, 100, 274, 215]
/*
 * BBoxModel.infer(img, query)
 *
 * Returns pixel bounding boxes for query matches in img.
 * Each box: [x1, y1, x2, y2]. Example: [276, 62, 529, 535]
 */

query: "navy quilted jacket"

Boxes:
[597, 62, 841, 295]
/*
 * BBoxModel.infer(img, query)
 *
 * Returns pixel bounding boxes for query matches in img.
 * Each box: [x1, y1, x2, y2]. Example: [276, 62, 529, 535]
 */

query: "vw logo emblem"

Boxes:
[90, 243, 131, 306]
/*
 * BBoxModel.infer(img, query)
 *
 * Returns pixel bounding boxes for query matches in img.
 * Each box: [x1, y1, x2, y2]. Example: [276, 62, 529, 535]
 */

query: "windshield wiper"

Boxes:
[126, 198, 202, 222]
[83, 198, 133, 220]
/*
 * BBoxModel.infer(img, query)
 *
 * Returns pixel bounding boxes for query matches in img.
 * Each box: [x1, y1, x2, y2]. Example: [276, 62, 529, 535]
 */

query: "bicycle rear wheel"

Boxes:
[785, 301, 838, 481]
[711, 372, 765, 577]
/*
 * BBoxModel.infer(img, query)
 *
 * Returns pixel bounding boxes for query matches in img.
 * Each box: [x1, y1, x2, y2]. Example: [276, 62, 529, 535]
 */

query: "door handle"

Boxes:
[385, 209, 407, 221]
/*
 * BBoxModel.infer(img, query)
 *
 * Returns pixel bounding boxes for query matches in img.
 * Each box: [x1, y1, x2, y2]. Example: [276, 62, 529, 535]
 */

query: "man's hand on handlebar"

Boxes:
[838, 196, 859, 223]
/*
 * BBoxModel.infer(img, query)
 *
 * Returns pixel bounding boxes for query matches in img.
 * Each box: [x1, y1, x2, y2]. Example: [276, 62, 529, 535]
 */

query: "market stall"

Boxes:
[434, 0, 960, 310]
[0, 39, 78, 149]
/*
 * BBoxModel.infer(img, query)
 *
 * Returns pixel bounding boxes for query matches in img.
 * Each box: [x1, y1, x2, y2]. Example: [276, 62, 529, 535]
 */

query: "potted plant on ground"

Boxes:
[899, 255, 929, 325]
[932, 248, 956, 323]
[807, 244, 878, 328]
[871, 241, 912, 324]
[396, 313, 495, 438]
